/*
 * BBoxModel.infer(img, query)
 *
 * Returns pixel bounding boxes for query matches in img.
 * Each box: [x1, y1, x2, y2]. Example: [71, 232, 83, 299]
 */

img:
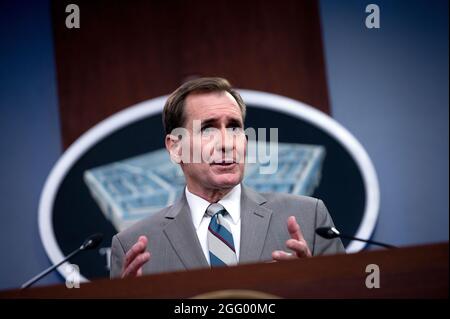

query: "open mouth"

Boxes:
[211, 161, 236, 166]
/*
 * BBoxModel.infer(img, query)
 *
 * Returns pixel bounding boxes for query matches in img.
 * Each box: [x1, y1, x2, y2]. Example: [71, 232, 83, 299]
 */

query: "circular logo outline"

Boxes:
[39, 90, 380, 282]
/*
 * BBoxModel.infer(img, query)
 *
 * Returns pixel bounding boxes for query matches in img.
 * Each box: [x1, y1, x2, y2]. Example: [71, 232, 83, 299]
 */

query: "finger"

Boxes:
[286, 239, 312, 258]
[123, 251, 150, 278]
[271, 250, 296, 261]
[124, 236, 148, 268]
[287, 216, 305, 241]
[122, 251, 150, 278]
[122, 253, 149, 278]
[124, 236, 148, 267]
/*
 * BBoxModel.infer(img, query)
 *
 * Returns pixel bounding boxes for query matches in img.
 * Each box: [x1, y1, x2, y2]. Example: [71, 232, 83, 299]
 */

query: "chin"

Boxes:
[211, 174, 242, 189]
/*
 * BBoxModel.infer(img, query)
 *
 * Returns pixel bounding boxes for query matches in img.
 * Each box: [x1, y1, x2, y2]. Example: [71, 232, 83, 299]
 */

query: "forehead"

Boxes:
[184, 91, 242, 120]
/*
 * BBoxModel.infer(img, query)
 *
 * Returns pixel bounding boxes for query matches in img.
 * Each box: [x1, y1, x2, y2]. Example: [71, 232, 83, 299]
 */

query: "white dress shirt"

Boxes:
[185, 184, 241, 265]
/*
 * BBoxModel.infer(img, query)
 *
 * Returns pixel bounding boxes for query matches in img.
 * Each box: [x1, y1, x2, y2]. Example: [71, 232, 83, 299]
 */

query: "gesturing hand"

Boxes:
[121, 235, 151, 278]
[272, 216, 312, 261]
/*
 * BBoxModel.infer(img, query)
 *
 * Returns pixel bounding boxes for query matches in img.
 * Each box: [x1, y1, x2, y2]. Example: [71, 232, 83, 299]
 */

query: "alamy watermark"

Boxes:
[65, 263, 80, 288]
[65, 4, 80, 29]
[168, 120, 279, 174]
[365, 4, 380, 29]
[365, 263, 380, 288]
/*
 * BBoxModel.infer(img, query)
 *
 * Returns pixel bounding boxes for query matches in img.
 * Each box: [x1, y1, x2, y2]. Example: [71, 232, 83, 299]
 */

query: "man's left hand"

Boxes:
[272, 216, 312, 261]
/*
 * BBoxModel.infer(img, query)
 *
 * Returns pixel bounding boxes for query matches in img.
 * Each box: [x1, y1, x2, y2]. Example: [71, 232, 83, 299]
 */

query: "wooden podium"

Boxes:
[1, 243, 447, 299]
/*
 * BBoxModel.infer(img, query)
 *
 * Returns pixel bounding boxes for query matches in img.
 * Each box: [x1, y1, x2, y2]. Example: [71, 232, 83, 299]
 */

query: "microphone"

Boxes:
[21, 233, 103, 289]
[316, 227, 396, 249]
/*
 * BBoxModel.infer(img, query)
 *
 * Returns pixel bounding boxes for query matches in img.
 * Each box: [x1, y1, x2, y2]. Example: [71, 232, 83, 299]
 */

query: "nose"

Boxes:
[215, 127, 234, 153]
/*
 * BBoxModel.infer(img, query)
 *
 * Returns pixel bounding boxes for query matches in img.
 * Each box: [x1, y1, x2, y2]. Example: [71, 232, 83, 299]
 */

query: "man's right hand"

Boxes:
[121, 235, 151, 278]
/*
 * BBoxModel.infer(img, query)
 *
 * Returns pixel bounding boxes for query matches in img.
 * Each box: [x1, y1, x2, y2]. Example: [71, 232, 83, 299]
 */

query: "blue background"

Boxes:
[0, 0, 448, 290]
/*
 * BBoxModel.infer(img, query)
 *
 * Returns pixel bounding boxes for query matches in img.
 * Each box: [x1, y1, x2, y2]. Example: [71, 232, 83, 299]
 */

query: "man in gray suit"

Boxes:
[110, 77, 344, 279]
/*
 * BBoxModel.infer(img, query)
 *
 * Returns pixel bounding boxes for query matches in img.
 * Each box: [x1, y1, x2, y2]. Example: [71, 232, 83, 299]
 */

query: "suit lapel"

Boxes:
[239, 186, 273, 263]
[163, 193, 209, 269]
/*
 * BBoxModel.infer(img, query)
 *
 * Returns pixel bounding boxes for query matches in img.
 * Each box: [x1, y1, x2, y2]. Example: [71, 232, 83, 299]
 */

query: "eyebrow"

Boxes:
[200, 118, 216, 128]
[201, 117, 243, 128]
[227, 118, 243, 127]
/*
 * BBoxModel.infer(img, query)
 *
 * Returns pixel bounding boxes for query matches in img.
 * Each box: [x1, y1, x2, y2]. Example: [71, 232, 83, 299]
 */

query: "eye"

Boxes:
[201, 125, 215, 134]
[227, 126, 243, 133]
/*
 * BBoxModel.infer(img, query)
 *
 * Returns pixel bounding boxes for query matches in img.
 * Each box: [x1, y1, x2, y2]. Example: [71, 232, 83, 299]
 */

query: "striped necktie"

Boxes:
[206, 203, 238, 267]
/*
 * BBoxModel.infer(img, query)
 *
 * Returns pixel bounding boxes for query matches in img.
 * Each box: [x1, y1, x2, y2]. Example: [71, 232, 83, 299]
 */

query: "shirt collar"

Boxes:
[218, 184, 241, 225]
[185, 184, 241, 230]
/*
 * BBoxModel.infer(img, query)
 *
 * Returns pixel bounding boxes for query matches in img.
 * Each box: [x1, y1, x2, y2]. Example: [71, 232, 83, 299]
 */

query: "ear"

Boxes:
[243, 133, 248, 160]
[165, 134, 182, 164]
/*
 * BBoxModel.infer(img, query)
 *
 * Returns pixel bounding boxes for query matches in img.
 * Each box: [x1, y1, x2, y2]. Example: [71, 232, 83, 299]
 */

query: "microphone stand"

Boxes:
[338, 233, 397, 249]
[316, 227, 397, 249]
[21, 246, 83, 289]
[21, 233, 103, 289]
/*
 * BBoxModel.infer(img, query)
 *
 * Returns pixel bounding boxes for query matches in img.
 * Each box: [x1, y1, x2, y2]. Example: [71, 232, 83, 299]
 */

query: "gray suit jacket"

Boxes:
[110, 185, 345, 278]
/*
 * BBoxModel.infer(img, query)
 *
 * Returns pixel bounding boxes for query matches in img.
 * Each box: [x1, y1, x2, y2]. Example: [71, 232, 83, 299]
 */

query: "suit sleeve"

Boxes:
[110, 235, 126, 279]
[312, 199, 346, 256]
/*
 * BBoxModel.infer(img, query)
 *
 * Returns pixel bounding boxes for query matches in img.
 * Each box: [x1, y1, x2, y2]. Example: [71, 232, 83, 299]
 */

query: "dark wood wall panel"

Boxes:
[52, 0, 330, 148]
